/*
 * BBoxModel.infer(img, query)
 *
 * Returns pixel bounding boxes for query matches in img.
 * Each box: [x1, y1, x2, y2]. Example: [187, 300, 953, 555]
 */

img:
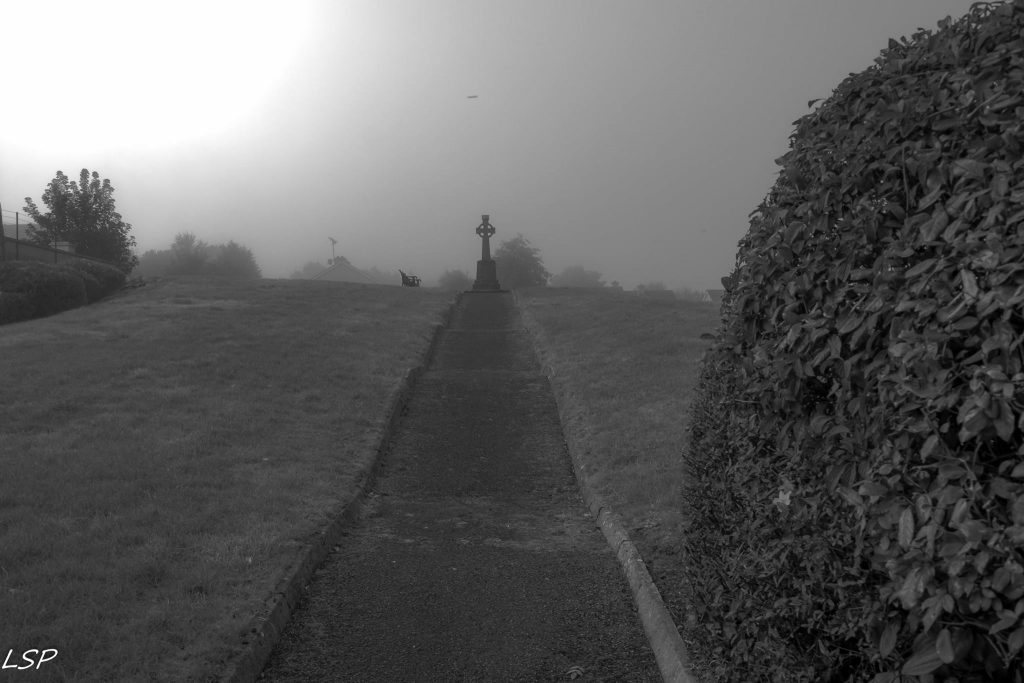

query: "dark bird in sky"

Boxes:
[466, 95, 478, 99]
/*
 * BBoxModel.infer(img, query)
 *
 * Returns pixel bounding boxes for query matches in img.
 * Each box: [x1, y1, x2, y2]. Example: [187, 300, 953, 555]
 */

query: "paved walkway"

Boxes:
[259, 293, 658, 682]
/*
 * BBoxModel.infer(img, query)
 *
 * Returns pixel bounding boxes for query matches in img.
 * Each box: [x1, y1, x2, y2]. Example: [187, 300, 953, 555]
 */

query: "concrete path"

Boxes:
[258, 292, 659, 682]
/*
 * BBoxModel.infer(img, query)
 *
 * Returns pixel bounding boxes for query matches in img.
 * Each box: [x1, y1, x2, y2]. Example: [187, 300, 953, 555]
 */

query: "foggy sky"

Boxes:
[0, 1, 983, 289]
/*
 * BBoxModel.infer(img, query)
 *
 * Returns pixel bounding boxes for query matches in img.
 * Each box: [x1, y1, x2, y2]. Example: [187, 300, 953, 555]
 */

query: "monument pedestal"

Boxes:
[473, 259, 500, 291]
[469, 214, 502, 291]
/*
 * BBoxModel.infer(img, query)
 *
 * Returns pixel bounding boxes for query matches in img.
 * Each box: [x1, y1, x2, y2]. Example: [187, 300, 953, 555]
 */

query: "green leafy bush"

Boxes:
[63, 258, 126, 297]
[0, 262, 87, 322]
[58, 265, 102, 303]
[682, 2, 1024, 681]
[0, 291, 36, 325]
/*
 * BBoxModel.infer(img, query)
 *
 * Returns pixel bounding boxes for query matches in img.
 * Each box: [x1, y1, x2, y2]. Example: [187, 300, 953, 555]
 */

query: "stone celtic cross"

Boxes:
[476, 214, 496, 260]
[472, 214, 501, 291]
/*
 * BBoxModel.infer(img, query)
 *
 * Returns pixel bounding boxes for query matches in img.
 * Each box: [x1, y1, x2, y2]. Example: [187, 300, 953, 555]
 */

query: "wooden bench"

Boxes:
[399, 270, 421, 287]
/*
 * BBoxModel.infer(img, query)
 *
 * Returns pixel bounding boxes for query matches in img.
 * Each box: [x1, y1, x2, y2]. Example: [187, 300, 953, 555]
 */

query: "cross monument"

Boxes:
[472, 214, 501, 291]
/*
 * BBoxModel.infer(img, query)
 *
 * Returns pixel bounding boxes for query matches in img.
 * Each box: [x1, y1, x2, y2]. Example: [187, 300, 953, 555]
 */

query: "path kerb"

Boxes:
[515, 292, 699, 683]
[218, 299, 456, 683]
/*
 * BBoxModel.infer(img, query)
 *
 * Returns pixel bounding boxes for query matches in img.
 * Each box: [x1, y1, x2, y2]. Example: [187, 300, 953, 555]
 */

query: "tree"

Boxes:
[438, 269, 472, 290]
[211, 240, 261, 278]
[23, 169, 138, 271]
[167, 232, 208, 275]
[493, 234, 549, 289]
[134, 248, 175, 279]
[550, 265, 604, 288]
[140, 235, 260, 279]
[675, 287, 707, 302]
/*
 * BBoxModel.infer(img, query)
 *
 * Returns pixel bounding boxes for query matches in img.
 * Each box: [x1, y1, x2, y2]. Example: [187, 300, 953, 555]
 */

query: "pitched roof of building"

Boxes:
[310, 260, 389, 285]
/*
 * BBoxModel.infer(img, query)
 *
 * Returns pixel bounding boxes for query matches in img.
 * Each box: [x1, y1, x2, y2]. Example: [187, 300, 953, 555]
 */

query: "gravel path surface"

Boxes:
[258, 292, 659, 682]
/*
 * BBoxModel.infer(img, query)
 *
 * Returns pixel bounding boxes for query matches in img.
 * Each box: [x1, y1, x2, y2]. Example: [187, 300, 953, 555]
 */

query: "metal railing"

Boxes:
[1, 233, 118, 268]
[3, 209, 117, 268]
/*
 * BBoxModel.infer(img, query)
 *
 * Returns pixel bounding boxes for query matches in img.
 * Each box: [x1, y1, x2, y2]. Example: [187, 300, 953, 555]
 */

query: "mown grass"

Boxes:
[517, 287, 719, 668]
[0, 277, 452, 681]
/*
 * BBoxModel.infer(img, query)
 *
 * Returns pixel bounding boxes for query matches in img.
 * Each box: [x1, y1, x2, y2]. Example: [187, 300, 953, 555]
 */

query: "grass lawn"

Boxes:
[517, 287, 720, 669]
[0, 277, 452, 681]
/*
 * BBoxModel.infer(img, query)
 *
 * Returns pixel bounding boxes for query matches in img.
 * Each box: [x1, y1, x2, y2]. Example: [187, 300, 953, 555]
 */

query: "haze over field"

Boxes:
[1, 0, 982, 288]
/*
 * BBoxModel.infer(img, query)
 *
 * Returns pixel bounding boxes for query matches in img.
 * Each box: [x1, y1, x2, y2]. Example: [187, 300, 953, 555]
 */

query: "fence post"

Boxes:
[15, 212, 19, 260]
[0, 201, 6, 261]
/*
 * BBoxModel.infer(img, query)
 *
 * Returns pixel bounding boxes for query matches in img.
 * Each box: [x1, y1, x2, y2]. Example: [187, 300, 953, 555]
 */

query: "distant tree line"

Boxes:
[437, 269, 472, 290]
[439, 236, 692, 294]
[439, 234, 705, 297]
[283, 234, 705, 294]
[549, 265, 604, 288]
[675, 287, 708, 302]
[134, 232, 261, 279]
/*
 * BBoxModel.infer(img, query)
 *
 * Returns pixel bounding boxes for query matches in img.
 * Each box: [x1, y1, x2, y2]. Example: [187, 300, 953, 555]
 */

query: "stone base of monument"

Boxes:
[471, 259, 502, 291]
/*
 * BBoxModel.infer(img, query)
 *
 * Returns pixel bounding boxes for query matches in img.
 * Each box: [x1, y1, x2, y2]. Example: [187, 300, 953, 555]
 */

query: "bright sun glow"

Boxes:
[1, 1, 312, 154]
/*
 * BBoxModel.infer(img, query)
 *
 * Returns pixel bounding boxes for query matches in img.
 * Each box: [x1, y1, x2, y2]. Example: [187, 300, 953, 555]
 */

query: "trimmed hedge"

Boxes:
[58, 265, 103, 303]
[683, 2, 1024, 682]
[0, 261, 89, 324]
[62, 258, 126, 297]
[0, 291, 36, 325]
